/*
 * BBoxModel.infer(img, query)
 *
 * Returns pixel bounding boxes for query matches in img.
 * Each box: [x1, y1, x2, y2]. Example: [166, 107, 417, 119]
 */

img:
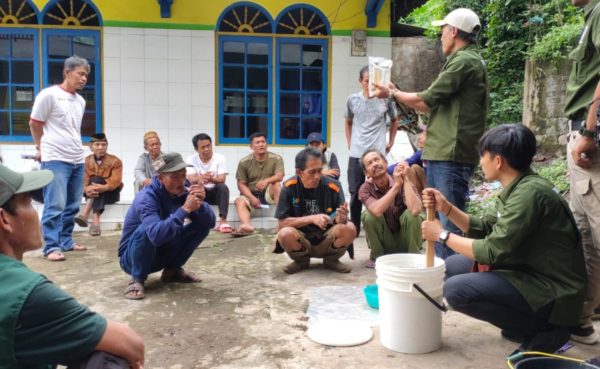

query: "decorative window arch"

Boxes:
[0, 0, 39, 24]
[274, 4, 330, 36]
[41, 0, 102, 26]
[217, 2, 273, 34]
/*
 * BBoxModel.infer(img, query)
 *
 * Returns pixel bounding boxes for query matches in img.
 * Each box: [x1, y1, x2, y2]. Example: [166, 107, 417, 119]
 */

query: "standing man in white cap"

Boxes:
[374, 8, 489, 259]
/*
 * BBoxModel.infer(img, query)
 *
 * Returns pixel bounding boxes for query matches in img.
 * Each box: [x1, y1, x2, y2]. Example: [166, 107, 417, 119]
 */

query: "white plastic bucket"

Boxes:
[375, 253, 446, 354]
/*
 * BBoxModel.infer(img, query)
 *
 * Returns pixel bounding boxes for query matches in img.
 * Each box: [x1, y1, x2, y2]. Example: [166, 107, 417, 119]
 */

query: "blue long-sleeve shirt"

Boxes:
[118, 176, 215, 255]
[387, 150, 423, 174]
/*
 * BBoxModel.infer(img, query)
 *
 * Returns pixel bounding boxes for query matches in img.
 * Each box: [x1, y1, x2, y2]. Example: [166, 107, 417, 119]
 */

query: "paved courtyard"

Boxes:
[25, 230, 599, 369]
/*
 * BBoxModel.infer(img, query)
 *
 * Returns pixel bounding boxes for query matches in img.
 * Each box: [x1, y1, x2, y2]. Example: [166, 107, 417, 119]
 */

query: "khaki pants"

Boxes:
[361, 209, 424, 260]
[568, 131, 600, 326]
[285, 225, 347, 262]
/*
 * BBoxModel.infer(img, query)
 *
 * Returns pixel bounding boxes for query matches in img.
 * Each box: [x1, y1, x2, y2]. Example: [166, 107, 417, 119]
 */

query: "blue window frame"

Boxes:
[0, 29, 39, 141]
[275, 37, 328, 145]
[218, 35, 272, 144]
[42, 28, 101, 139]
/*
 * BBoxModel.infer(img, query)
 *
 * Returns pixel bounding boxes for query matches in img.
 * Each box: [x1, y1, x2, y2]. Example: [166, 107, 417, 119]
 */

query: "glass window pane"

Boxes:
[280, 93, 299, 115]
[302, 93, 322, 115]
[302, 70, 322, 91]
[48, 35, 71, 59]
[247, 43, 269, 65]
[0, 111, 8, 135]
[0, 36, 9, 58]
[81, 111, 96, 137]
[0, 61, 8, 83]
[12, 34, 34, 58]
[247, 116, 268, 137]
[73, 36, 95, 59]
[248, 92, 268, 114]
[302, 117, 322, 139]
[0, 86, 8, 107]
[86, 63, 95, 85]
[48, 61, 63, 85]
[247, 67, 268, 90]
[80, 88, 95, 111]
[224, 115, 245, 138]
[280, 44, 301, 66]
[12, 61, 33, 84]
[223, 91, 244, 113]
[280, 69, 299, 91]
[223, 66, 244, 89]
[303, 44, 323, 66]
[12, 86, 34, 110]
[280, 117, 299, 139]
[12, 111, 30, 135]
[223, 42, 245, 64]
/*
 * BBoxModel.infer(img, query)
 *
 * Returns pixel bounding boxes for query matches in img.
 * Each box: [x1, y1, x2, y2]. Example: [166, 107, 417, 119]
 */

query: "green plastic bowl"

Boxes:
[363, 284, 379, 309]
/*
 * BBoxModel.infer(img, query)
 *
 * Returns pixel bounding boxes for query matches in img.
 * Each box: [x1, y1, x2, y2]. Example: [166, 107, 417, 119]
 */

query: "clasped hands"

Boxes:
[84, 183, 108, 198]
[182, 184, 206, 213]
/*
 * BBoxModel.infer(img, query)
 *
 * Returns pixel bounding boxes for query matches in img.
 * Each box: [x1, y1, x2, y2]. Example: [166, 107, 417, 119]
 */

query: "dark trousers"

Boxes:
[347, 157, 365, 237]
[444, 254, 557, 337]
[205, 183, 229, 219]
[86, 176, 121, 214]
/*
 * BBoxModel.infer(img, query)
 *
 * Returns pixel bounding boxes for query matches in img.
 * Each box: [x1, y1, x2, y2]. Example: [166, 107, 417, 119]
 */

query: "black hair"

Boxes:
[359, 149, 387, 173]
[359, 65, 369, 81]
[249, 132, 267, 143]
[295, 147, 322, 170]
[1, 196, 17, 216]
[192, 133, 212, 149]
[478, 124, 536, 172]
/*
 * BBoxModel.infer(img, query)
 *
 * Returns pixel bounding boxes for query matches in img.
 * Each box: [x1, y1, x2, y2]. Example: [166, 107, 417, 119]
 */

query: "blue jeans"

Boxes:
[41, 161, 85, 255]
[426, 160, 474, 259]
[119, 222, 210, 282]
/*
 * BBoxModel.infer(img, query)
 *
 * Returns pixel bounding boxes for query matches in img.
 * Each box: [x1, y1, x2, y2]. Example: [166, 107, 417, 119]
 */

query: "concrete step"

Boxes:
[33, 200, 278, 231]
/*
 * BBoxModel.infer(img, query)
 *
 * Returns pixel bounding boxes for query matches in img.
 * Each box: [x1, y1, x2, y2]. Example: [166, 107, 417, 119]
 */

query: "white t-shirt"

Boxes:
[30, 85, 86, 164]
[186, 152, 228, 190]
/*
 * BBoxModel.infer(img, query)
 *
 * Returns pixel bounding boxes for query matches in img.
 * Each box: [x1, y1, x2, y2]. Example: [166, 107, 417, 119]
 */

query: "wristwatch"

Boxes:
[438, 230, 450, 245]
[579, 126, 596, 139]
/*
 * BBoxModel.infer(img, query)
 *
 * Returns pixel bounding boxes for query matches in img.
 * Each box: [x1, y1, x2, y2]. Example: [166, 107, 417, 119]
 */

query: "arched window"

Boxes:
[41, 0, 100, 26]
[0, 0, 39, 24]
[217, 2, 273, 34]
[274, 4, 330, 36]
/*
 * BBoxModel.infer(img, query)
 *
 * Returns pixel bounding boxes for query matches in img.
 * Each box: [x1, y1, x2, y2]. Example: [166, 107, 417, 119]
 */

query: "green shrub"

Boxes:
[528, 22, 583, 63]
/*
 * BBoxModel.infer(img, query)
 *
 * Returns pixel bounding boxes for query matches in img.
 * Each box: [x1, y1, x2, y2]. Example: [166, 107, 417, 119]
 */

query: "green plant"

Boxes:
[535, 158, 569, 194]
[400, 0, 446, 38]
[527, 22, 582, 63]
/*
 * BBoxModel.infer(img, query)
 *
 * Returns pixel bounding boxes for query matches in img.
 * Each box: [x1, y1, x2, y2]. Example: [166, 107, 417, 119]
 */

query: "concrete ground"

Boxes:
[25, 230, 599, 369]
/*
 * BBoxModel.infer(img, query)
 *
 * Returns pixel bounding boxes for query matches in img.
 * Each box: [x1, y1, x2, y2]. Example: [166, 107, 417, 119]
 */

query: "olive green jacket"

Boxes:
[418, 44, 488, 165]
[469, 171, 586, 326]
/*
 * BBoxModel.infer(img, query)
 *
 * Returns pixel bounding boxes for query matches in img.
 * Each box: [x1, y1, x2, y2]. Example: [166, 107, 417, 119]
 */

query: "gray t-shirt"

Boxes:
[345, 92, 397, 158]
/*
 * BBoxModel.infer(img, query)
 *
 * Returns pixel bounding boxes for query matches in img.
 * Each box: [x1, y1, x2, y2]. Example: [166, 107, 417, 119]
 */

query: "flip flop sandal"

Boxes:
[45, 251, 66, 261]
[218, 223, 233, 233]
[231, 229, 254, 237]
[89, 224, 101, 236]
[74, 214, 89, 227]
[124, 281, 145, 300]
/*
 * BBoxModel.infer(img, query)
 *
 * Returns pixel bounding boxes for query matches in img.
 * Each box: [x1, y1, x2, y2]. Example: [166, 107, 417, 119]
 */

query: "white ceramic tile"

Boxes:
[168, 106, 192, 129]
[191, 106, 216, 130]
[121, 105, 145, 129]
[144, 105, 169, 129]
[103, 27, 120, 35]
[120, 128, 146, 152]
[103, 81, 122, 105]
[168, 82, 192, 107]
[121, 35, 144, 58]
[144, 59, 168, 82]
[168, 129, 192, 152]
[168, 36, 191, 60]
[191, 83, 214, 107]
[103, 57, 120, 82]
[104, 104, 121, 128]
[145, 28, 168, 36]
[191, 60, 215, 84]
[121, 82, 145, 105]
[121, 28, 144, 36]
[167, 59, 191, 83]
[104, 127, 122, 152]
[144, 35, 168, 59]
[191, 36, 215, 61]
[145, 82, 168, 106]
[103, 34, 121, 58]
[121, 58, 145, 82]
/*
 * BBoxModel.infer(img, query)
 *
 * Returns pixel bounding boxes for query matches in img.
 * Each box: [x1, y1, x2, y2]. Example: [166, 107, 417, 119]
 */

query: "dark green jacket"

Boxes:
[418, 44, 488, 165]
[565, 0, 600, 120]
[469, 171, 586, 326]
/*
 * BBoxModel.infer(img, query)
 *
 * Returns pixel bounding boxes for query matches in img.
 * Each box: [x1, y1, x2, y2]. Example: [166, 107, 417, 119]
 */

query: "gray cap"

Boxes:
[0, 164, 53, 207]
[152, 152, 191, 173]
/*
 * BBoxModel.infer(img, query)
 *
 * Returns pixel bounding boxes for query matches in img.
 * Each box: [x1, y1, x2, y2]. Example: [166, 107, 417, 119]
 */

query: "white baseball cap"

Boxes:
[432, 8, 481, 34]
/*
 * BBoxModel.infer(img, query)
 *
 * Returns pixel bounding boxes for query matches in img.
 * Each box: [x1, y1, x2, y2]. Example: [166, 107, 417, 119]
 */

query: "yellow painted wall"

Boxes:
[30, 0, 391, 33]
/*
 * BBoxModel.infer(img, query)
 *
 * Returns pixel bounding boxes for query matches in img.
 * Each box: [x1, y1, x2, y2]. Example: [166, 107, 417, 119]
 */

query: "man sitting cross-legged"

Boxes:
[273, 148, 356, 274]
[359, 150, 424, 268]
[119, 152, 215, 300]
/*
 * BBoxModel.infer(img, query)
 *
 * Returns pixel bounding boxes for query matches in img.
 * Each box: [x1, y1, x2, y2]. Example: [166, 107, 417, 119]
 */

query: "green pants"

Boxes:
[361, 209, 424, 260]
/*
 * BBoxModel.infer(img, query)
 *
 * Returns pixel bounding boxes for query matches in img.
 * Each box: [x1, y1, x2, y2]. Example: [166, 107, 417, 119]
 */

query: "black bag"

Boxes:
[68, 351, 129, 369]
